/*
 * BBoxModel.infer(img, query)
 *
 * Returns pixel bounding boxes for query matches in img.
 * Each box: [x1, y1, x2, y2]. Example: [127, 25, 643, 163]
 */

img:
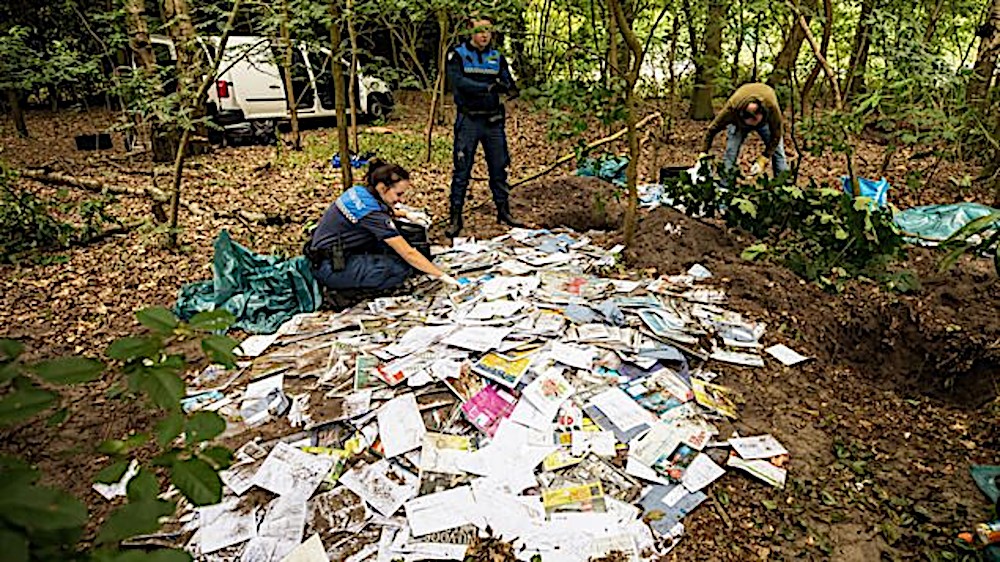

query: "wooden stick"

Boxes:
[510, 111, 662, 188]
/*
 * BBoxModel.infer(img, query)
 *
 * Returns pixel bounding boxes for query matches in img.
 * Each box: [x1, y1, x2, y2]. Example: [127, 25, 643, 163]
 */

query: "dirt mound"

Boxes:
[511, 176, 625, 232]
[542, 202, 1000, 407]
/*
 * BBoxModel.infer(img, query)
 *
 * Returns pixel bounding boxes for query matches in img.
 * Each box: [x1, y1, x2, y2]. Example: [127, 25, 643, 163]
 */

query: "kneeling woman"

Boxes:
[307, 160, 458, 291]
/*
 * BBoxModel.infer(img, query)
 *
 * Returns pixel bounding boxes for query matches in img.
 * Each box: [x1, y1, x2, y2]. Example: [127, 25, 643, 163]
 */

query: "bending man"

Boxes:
[701, 82, 789, 177]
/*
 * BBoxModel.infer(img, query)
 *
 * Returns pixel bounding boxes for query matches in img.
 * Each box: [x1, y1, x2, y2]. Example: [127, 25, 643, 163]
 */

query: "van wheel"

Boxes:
[251, 120, 277, 145]
[368, 94, 391, 121]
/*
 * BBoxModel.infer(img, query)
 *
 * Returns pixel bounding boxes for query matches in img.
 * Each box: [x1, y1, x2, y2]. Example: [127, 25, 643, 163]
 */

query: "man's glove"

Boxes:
[749, 155, 769, 176]
[490, 79, 510, 94]
[697, 152, 712, 162]
[438, 274, 462, 288]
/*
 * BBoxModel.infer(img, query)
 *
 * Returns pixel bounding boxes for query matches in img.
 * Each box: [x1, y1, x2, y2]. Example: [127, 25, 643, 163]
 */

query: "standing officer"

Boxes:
[445, 15, 521, 238]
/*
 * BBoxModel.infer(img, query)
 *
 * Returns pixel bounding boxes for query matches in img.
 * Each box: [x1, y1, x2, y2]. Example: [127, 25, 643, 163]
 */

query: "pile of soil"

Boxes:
[511, 176, 625, 232]
[618, 205, 1000, 407]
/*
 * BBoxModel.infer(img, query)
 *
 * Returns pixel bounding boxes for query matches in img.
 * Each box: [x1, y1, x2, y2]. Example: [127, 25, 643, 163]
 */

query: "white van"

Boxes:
[148, 35, 394, 143]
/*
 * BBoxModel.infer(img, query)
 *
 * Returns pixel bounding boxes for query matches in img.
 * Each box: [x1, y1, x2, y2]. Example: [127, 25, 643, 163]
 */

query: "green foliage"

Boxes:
[663, 164, 906, 290]
[938, 210, 1000, 276]
[0, 306, 239, 560]
[0, 165, 119, 263]
[523, 79, 626, 143]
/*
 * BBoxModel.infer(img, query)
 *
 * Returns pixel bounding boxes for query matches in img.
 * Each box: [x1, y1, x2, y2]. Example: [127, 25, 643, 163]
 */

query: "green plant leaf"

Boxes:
[185, 411, 226, 445]
[0, 485, 87, 532]
[198, 446, 234, 470]
[741, 243, 770, 261]
[137, 307, 179, 336]
[942, 210, 1000, 245]
[126, 469, 160, 503]
[155, 412, 185, 447]
[95, 460, 130, 484]
[0, 339, 24, 361]
[138, 369, 185, 411]
[96, 499, 175, 545]
[0, 381, 58, 426]
[188, 309, 236, 332]
[201, 335, 238, 368]
[31, 357, 105, 385]
[107, 336, 162, 361]
[170, 458, 222, 506]
[0, 528, 28, 562]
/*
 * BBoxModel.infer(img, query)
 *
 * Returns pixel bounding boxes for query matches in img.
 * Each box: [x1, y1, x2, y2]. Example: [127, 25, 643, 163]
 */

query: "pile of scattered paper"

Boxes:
[158, 228, 807, 562]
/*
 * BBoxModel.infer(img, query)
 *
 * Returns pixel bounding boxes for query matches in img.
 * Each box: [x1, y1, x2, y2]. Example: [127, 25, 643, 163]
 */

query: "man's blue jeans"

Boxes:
[312, 254, 412, 291]
[722, 123, 789, 175]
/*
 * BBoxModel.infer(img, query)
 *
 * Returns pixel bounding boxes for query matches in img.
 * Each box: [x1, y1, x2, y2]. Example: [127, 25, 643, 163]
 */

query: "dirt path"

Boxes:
[1, 96, 998, 559]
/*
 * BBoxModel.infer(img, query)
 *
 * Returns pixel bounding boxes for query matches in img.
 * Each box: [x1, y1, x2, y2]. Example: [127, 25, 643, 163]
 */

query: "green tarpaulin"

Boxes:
[175, 230, 321, 334]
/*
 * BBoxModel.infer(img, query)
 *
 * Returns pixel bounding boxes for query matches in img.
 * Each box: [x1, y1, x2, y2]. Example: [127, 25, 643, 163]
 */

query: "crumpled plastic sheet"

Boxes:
[175, 230, 322, 334]
[894, 202, 1000, 245]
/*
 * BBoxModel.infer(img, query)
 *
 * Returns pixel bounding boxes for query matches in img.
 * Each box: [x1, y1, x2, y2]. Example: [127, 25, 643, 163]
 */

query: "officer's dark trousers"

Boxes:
[450, 113, 510, 212]
[312, 254, 412, 291]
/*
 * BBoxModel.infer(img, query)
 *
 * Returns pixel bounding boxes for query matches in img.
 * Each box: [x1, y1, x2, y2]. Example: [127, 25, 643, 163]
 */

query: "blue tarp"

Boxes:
[841, 176, 891, 207]
[175, 230, 321, 334]
[576, 154, 629, 187]
[894, 202, 1000, 243]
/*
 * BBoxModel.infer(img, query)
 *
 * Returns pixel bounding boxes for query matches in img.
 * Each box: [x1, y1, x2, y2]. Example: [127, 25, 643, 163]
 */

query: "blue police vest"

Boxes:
[455, 43, 501, 77]
[335, 185, 383, 224]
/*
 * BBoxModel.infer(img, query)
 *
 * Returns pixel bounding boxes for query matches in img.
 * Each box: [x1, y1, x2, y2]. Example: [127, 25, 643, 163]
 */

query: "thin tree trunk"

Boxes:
[607, 0, 640, 245]
[167, 0, 242, 247]
[844, 0, 877, 101]
[6, 89, 28, 138]
[280, 0, 301, 150]
[732, 0, 744, 85]
[800, 0, 832, 109]
[689, 0, 725, 119]
[968, 0, 1000, 109]
[767, 0, 815, 88]
[330, 0, 352, 189]
[786, 0, 858, 196]
[922, 0, 947, 44]
[752, 12, 761, 81]
[607, 6, 619, 87]
[668, 1, 680, 105]
[346, 0, 360, 153]
[425, 11, 447, 163]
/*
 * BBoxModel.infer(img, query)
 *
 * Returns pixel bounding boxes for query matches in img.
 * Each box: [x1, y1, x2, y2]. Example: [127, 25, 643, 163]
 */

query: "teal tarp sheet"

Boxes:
[576, 154, 629, 187]
[894, 203, 1000, 242]
[175, 230, 321, 334]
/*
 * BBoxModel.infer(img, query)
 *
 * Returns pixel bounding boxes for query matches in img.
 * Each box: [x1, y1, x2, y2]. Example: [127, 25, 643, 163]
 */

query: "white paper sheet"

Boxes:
[403, 485, 476, 537]
[236, 333, 280, 358]
[93, 459, 139, 501]
[442, 327, 512, 353]
[681, 453, 726, 492]
[729, 434, 789, 460]
[377, 393, 426, 458]
[727, 456, 787, 488]
[252, 442, 335, 498]
[570, 430, 617, 457]
[764, 344, 810, 366]
[196, 497, 257, 554]
[550, 342, 596, 371]
[624, 457, 669, 485]
[587, 387, 656, 432]
[339, 459, 419, 516]
[278, 534, 326, 562]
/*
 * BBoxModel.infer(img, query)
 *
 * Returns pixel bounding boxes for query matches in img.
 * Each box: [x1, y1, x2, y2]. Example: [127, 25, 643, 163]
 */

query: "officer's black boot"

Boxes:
[445, 207, 463, 238]
[496, 200, 524, 228]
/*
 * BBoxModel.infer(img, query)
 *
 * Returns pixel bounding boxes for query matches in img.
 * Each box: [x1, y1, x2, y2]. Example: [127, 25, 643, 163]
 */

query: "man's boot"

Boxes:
[445, 207, 463, 238]
[496, 200, 524, 228]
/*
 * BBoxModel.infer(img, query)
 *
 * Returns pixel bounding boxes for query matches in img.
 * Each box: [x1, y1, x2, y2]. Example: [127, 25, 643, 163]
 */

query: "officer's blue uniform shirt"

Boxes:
[447, 41, 515, 115]
[311, 186, 399, 254]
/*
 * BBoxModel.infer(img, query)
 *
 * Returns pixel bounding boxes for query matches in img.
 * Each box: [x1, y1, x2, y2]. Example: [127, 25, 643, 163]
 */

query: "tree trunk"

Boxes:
[6, 90, 28, 138]
[732, 0, 744, 85]
[922, 0, 947, 44]
[346, 0, 360, 153]
[968, 0, 1000, 109]
[800, 0, 832, 109]
[607, 6, 619, 87]
[330, 1, 352, 189]
[126, 0, 155, 70]
[844, 0, 878, 101]
[767, 0, 815, 88]
[425, 11, 448, 163]
[167, 0, 242, 247]
[280, 0, 301, 150]
[689, 0, 725, 120]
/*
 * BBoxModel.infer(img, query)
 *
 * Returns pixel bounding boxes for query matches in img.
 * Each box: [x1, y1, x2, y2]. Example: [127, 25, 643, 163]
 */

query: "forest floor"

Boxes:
[2, 92, 999, 561]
